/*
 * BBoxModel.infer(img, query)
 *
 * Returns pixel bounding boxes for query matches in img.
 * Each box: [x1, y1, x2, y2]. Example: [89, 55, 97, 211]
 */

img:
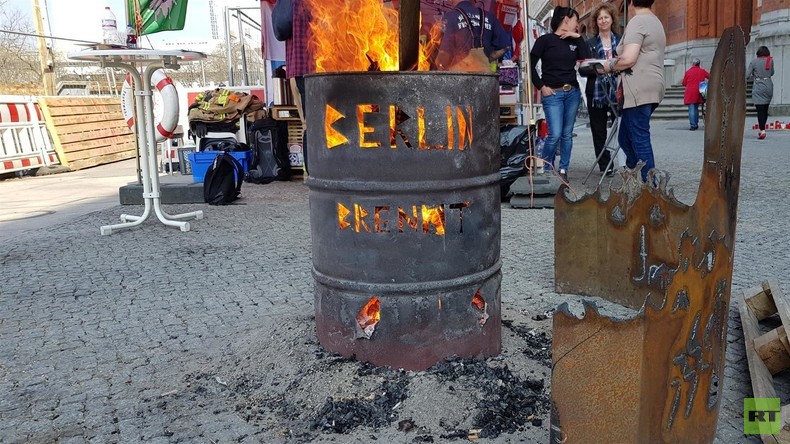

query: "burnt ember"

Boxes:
[312, 374, 409, 434]
[502, 319, 553, 367]
[431, 358, 550, 439]
[153, 318, 550, 442]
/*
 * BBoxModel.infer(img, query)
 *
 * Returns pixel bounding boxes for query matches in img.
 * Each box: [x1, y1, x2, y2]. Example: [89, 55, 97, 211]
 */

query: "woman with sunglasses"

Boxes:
[530, 6, 591, 182]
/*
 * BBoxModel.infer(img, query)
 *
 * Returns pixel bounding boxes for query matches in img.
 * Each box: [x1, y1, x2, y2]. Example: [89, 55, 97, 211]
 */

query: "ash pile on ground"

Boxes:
[142, 310, 553, 443]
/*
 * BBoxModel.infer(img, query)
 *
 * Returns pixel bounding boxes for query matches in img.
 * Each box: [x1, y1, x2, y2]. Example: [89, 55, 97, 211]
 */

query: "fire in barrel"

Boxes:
[305, 0, 502, 371]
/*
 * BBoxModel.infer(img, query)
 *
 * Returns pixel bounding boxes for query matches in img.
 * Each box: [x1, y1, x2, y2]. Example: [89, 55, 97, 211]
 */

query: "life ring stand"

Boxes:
[121, 69, 179, 143]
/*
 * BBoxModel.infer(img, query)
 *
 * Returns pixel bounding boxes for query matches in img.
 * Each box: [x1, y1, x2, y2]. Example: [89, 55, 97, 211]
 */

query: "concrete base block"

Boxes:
[510, 194, 556, 209]
[508, 175, 560, 209]
[119, 182, 204, 205]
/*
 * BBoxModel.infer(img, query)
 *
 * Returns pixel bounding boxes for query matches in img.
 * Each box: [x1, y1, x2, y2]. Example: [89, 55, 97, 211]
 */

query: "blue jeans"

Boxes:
[541, 88, 581, 171]
[688, 104, 699, 129]
[618, 103, 658, 181]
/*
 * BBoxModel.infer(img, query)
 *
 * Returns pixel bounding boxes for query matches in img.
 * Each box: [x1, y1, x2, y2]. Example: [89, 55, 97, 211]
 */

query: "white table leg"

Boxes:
[100, 63, 154, 235]
[141, 65, 202, 232]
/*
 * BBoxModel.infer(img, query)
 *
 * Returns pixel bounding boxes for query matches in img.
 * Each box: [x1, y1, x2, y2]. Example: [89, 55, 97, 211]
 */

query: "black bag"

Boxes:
[245, 118, 290, 184]
[499, 124, 535, 199]
[200, 138, 246, 152]
[203, 153, 244, 205]
[272, 0, 293, 41]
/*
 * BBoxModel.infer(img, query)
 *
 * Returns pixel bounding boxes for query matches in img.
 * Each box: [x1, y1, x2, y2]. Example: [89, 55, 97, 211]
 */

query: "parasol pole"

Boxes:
[399, 0, 421, 71]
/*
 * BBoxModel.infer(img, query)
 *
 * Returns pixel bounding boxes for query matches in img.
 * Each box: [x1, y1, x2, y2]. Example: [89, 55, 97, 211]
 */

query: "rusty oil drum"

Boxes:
[305, 72, 502, 371]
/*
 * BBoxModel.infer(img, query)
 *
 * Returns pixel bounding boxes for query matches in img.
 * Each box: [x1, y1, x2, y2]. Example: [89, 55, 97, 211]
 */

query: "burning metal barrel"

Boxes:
[306, 72, 501, 371]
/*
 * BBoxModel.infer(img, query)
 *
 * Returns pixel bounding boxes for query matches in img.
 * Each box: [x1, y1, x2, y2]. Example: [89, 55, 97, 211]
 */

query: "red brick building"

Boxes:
[549, 0, 789, 110]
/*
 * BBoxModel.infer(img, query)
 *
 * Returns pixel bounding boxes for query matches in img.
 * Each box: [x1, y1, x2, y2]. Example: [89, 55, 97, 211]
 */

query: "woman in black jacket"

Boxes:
[530, 6, 590, 182]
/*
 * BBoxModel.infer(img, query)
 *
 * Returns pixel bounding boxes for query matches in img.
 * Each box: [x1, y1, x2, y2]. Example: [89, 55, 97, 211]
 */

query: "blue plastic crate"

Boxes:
[187, 150, 252, 183]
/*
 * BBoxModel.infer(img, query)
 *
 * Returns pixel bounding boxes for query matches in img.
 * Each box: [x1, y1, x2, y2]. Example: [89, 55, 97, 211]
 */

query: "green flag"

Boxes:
[128, 0, 189, 36]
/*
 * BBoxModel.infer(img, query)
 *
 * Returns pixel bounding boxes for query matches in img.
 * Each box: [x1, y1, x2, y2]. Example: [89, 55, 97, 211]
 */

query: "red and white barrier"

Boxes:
[0, 96, 59, 174]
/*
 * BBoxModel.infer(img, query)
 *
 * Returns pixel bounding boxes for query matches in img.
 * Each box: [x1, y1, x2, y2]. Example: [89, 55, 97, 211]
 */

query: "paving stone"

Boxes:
[0, 120, 787, 442]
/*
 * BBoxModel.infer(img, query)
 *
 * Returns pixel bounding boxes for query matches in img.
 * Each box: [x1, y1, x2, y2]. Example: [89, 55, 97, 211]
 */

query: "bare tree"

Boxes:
[0, 0, 41, 86]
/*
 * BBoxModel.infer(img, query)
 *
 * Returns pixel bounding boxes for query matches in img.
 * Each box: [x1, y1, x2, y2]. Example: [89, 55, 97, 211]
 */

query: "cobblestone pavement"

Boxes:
[1, 118, 788, 443]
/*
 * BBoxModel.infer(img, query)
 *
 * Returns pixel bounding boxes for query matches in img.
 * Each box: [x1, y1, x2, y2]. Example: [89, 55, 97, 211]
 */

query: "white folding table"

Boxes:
[68, 49, 206, 235]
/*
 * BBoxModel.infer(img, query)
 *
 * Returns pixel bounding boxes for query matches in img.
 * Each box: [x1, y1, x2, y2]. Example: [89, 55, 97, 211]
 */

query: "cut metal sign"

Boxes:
[551, 27, 746, 443]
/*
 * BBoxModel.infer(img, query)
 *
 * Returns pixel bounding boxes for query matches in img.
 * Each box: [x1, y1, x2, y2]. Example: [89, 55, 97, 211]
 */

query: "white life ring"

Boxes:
[121, 69, 179, 143]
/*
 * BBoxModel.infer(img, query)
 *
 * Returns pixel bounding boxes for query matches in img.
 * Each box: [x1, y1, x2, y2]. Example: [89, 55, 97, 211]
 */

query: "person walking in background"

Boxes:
[598, 0, 665, 182]
[682, 58, 709, 131]
[584, 3, 620, 176]
[530, 6, 591, 183]
[747, 46, 775, 140]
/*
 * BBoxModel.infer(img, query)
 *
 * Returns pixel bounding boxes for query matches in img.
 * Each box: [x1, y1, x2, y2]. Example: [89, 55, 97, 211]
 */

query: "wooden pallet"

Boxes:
[38, 97, 136, 170]
[739, 279, 790, 443]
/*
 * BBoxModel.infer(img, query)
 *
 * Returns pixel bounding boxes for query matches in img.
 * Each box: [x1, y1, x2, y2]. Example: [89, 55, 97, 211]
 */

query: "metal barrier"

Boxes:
[0, 95, 59, 174]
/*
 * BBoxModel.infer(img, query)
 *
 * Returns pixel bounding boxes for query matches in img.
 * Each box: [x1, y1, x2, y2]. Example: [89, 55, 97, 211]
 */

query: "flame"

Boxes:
[306, 0, 398, 72]
[338, 203, 351, 230]
[357, 105, 380, 148]
[421, 205, 445, 235]
[355, 204, 371, 233]
[398, 206, 419, 232]
[325, 104, 348, 148]
[374, 206, 390, 233]
[306, 0, 440, 72]
[357, 296, 381, 339]
[419, 22, 444, 71]
[472, 290, 485, 311]
[472, 290, 489, 326]
[457, 106, 472, 150]
[446, 106, 454, 150]
[418, 107, 427, 148]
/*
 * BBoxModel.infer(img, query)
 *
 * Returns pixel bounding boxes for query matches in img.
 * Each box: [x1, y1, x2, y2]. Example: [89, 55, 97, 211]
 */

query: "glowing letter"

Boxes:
[325, 104, 348, 149]
[355, 204, 371, 233]
[398, 206, 419, 232]
[357, 104, 380, 148]
[389, 106, 412, 148]
[418, 106, 444, 150]
[422, 204, 446, 235]
[446, 105, 455, 150]
[456, 105, 473, 150]
[338, 203, 351, 230]
[375, 206, 391, 233]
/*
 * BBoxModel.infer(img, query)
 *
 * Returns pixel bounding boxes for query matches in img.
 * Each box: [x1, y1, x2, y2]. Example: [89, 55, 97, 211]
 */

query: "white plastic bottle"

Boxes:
[101, 6, 118, 45]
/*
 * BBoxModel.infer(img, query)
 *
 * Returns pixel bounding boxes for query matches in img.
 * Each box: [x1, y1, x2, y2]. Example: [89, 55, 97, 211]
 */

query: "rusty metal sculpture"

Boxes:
[551, 27, 745, 443]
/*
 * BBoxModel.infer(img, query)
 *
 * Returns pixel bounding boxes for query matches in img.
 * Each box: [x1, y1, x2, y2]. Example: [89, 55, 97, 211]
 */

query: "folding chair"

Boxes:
[581, 66, 626, 187]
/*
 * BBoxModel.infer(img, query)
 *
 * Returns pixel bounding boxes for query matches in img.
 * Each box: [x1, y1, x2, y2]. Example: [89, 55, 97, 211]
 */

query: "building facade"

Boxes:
[552, 0, 789, 111]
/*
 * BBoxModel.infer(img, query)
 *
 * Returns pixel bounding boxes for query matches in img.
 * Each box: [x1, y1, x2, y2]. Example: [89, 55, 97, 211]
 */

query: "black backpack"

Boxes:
[200, 138, 246, 152]
[245, 118, 290, 184]
[203, 152, 244, 205]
